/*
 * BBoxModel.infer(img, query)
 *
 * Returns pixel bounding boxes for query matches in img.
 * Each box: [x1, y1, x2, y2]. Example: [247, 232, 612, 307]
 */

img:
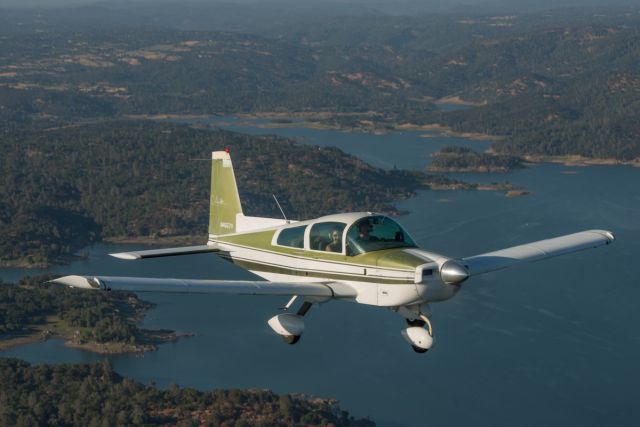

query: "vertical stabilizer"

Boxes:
[209, 151, 243, 236]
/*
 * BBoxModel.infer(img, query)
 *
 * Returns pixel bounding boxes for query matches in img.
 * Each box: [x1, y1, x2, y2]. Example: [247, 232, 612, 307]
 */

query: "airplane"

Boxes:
[51, 150, 615, 353]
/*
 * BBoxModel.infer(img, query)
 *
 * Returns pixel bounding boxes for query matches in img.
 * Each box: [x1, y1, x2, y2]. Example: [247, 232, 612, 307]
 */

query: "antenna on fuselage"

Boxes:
[272, 194, 290, 224]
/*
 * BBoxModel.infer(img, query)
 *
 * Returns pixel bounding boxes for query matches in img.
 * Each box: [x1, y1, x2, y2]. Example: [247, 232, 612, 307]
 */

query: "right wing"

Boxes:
[49, 275, 357, 299]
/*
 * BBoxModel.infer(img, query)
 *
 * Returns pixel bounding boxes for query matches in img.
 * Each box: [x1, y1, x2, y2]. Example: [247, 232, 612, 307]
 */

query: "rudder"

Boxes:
[209, 150, 243, 236]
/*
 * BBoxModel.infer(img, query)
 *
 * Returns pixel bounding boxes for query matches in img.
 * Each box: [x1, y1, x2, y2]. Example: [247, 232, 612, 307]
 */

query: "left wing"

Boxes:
[109, 245, 218, 260]
[49, 275, 357, 298]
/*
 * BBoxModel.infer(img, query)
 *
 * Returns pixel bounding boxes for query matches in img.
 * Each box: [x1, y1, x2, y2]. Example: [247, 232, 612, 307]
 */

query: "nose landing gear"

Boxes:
[397, 305, 435, 353]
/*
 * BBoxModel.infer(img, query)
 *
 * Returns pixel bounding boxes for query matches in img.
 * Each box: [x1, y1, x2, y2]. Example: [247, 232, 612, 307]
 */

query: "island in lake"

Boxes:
[0, 275, 187, 354]
[428, 146, 526, 173]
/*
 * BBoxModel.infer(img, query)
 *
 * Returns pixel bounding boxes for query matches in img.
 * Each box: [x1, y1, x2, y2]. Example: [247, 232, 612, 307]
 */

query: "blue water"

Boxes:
[435, 102, 474, 112]
[184, 115, 492, 170]
[2, 120, 638, 427]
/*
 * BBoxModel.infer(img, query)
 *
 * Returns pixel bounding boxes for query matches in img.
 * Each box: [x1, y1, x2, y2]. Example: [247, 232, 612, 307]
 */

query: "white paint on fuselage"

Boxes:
[217, 242, 415, 281]
[214, 242, 461, 307]
[212, 240, 462, 307]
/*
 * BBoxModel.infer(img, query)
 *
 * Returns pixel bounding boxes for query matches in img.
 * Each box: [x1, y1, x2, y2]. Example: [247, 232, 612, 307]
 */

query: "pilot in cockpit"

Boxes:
[356, 220, 378, 242]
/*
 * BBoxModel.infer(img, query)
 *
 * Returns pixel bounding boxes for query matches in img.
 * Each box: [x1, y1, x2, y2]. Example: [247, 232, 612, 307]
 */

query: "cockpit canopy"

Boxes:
[346, 215, 416, 255]
[274, 214, 416, 256]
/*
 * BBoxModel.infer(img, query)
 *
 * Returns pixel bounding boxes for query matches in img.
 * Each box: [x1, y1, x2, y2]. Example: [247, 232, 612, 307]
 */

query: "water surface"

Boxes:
[2, 120, 637, 427]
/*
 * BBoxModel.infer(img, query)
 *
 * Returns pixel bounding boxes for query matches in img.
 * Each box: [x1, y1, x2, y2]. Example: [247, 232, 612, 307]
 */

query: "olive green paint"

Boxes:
[209, 154, 243, 236]
[215, 231, 425, 273]
[222, 257, 415, 284]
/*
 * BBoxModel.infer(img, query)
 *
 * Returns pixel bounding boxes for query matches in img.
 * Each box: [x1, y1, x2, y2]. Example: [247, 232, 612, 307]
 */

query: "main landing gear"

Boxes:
[267, 296, 312, 345]
[397, 305, 434, 353]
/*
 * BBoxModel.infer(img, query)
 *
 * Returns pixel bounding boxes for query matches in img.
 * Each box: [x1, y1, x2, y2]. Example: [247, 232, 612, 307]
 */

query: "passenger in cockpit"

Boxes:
[325, 228, 342, 252]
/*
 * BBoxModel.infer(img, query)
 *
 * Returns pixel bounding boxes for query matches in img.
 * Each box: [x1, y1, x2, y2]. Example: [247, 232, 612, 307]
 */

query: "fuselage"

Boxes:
[209, 212, 460, 307]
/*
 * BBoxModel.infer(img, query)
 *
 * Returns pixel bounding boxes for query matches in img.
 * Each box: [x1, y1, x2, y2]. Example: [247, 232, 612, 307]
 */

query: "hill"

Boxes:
[0, 120, 466, 266]
[0, 357, 374, 426]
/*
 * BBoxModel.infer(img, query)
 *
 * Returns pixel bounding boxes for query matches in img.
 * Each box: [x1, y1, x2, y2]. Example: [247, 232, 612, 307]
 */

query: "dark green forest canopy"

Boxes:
[428, 146, 524, 172]
[2, 9, 640, 264]
[0, 30, 431, 117]
[0, 120, 455, 265]
[1, 9, 639, 160]
[0, 357, 374, 426]
[1, 276, 147, 344]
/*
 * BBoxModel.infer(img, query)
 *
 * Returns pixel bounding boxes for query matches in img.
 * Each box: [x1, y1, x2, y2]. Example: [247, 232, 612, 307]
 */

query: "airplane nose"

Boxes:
[440, 260, 469, 285]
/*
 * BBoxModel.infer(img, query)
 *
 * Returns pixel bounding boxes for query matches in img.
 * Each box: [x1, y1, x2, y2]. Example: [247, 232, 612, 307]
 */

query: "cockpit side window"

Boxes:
[346, 216, 416, 256]
[309, 222, 346, 253]
[276, 225, 306, 248]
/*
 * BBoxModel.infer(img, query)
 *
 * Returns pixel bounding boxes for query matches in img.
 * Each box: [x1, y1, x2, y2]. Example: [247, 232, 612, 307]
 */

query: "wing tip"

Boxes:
[49, 275, 100, 289]
[589, 229, 615, 244]
[604, 231, 615, 243]
[109, 252, 141, 260]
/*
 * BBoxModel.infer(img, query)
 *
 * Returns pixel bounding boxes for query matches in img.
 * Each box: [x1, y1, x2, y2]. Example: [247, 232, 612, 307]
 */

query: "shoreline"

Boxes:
[428, 166, 516, 173]
[522, 154, 640, 168]
[433, 95, 487, 107]
[0, 318, 192, 355]
[0, 237, 206, 268]
[136, 113, 638, 166]
[65, 330, 194, 354]
[137, 111, 500, 140]
[0, 333, 48, 351]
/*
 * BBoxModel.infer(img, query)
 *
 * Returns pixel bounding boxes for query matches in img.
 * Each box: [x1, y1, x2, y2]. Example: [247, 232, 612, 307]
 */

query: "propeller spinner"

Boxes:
[439, 259, 469, 285]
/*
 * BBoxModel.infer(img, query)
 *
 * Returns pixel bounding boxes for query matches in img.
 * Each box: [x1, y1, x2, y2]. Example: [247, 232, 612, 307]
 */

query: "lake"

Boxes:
[1, 118, 638, 427]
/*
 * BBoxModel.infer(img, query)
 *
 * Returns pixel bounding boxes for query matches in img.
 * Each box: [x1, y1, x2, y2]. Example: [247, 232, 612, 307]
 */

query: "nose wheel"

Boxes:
[401, 311, 434, 353]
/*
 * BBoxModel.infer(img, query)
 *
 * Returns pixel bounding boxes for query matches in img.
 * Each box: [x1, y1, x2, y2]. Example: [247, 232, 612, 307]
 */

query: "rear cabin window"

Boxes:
[276, 225, 306, 248]
[309, 222, 346, 253]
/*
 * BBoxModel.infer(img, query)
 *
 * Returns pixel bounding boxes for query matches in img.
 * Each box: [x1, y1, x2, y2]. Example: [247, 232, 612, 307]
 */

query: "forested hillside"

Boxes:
[2, 5, 639, 265]
[0, 120, 459, 266]
[1, 8, 639, 159]
[0, 358, 373, 426]
[0, 275, 176, 351]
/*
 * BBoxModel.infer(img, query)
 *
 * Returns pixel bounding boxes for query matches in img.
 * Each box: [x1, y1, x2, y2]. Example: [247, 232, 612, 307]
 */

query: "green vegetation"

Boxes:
[428, 146, 525, 173]
[0, 358, 374, 426]
[0, 120, 467, 266]
[2, 9, 639, 160]
[0, 30, 430, 119]
[2, 7, 637, 264]
[0, 275, 176, 352]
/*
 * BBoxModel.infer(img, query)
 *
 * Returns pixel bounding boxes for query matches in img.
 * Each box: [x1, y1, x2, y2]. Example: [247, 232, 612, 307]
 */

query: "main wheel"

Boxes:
[282, 335, 301, 345]
[411, 345, 429, 354]
[406, 318, 426, 327]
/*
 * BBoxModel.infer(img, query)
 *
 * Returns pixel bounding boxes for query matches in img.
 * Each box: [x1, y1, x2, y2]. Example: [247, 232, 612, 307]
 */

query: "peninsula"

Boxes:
[428, 146, 525, 173]
[0, 276, 184, 354]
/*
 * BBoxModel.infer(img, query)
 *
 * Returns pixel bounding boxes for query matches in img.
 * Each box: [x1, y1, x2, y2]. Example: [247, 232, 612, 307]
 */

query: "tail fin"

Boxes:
[209, 150, 243, 236]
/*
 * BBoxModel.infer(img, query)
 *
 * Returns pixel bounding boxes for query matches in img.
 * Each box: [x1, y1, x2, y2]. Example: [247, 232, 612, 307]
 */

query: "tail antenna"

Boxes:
[272, 194, 290, 224]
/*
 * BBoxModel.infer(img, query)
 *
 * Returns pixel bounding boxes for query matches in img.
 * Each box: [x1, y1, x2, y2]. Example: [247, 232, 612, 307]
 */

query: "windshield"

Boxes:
[346, 216, 416, 256]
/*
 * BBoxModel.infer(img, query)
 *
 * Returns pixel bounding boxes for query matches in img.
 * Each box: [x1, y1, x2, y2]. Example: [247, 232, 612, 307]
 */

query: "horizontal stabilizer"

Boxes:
[110, 245, 218, 260]
[49, 275, 357, 298]
[463, 229, 614, 276]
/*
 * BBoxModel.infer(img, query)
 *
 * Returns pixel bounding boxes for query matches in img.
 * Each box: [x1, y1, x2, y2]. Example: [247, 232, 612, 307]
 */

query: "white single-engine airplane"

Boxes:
[52, 150, 615, 353]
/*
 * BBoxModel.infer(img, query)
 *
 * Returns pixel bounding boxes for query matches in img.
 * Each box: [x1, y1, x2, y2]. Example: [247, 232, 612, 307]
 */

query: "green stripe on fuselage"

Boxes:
[226, 256, 414, 284]
[214, 230, 426, 272]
